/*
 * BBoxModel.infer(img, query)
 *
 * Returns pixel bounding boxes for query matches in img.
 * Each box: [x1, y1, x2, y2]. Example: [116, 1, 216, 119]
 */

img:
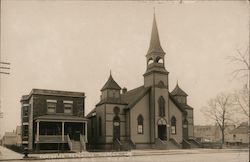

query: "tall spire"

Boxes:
[147, 13, 165, 56]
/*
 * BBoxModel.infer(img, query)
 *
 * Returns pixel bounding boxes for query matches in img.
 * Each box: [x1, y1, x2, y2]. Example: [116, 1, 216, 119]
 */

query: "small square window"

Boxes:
[64, 104, 72, 114]
[47, 102, 56, 113]
[23, 107, 28, 116]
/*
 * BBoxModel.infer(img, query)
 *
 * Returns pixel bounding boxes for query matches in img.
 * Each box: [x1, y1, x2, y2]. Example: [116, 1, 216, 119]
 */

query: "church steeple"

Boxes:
[147, 14, 165, 56]
[144, 13, 169, 88]
[145, 14, 167, 72]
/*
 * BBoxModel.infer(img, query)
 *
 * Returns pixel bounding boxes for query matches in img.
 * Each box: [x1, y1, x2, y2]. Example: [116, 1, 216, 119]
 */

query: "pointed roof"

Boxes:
[171, 83, 188, 96]
[230, 123, 248, 134]
[147, 14, 165, 56]
[101, 73, 121, 91]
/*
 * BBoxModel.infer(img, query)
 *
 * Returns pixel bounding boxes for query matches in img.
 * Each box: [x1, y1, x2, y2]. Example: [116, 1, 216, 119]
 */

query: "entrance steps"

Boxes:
[113, 139, 136, 151]
[187, 138, 201, 148]
[154, 138, 181, 150]
[71, 140, 81, 152]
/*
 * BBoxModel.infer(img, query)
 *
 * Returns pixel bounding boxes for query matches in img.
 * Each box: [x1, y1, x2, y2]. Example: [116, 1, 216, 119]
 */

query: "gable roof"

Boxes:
[182, 104, 194, 110]
[86, 108, 96, 118]
[171, 84, 188, 96]
[230, 123, 248, 134]
[96, 97, 127, 107]
[121, 86, 150, 109]
[101, 74, 121, 91]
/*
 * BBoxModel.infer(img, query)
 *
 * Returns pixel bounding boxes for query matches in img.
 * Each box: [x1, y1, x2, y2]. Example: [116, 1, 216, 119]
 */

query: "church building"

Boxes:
[87, 15, 198, 150]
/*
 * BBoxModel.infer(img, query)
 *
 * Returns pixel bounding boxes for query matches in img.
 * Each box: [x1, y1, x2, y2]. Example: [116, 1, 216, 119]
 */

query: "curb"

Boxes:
[0, 149, 248, 161]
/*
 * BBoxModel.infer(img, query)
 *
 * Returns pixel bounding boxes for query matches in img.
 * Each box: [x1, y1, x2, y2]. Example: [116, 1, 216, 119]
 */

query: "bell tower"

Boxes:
[144, 14, 169, 88]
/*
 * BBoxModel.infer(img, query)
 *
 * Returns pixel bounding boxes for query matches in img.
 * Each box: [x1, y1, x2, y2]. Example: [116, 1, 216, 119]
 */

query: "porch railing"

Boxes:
[35, 135, 67, 143]
[67, 134, 73, 151]
[170, 137, 182, 148]
[80, 134, 86, 151]
[113, 138, 122, 151]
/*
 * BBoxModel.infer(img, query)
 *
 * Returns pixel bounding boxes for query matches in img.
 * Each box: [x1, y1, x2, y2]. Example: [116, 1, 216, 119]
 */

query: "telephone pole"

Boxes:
[0, 61, 10, 119]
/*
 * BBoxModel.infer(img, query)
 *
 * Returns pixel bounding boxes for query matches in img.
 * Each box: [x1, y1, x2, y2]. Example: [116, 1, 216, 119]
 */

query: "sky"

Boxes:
[0, 0, 249, 136]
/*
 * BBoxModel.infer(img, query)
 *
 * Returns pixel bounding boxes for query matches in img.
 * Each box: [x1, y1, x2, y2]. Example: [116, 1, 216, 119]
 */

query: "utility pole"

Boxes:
[0, 0, 11, 139]
[0, 61, 10, 119]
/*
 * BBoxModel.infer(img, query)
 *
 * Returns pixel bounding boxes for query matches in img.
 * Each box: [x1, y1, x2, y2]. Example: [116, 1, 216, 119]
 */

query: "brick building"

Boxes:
[20, 89, 88, 152]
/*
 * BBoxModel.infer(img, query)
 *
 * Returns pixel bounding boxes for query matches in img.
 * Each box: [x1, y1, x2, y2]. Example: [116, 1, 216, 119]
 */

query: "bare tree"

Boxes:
[202, 92, 234, 147]
[228, 47, 249, 80]
[233, 84, 249, 119]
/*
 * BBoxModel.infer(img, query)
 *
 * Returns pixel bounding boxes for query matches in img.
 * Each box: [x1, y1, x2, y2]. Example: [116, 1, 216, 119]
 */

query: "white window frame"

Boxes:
[46, 100, 57, 114]
[63, 101, 73, 114]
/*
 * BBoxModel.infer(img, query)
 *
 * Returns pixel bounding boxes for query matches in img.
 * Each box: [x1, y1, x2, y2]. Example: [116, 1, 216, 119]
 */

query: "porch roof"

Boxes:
[34, 114, 88, 122]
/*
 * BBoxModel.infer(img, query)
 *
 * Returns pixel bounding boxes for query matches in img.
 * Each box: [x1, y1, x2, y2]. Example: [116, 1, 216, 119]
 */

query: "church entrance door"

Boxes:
[183, 119, 188, 140]
[158, 125, 167, 140]
[113, 116, 120, 141]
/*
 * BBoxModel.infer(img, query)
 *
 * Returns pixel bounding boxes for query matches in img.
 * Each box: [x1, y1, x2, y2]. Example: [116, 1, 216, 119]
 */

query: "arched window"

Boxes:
[113, 107, 120, 115]
[158, 81, 165, 88]
[113, 115, 120, 122]
[171, 116, 176, 134]
[99, 117, 102, 136]
[158, 96, 165, 117]
[137, 114, 144, 134]
[148, 58, 154, 65]
[156, 57, 163, 63]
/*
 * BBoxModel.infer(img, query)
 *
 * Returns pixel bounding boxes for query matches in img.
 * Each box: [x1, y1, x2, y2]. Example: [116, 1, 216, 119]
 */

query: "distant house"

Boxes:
[2, 131, 17, 146]
[16, 126, 22, 146]
[225, 122, 248, 146]
[2, 126, 22, 146]
[194, 125, 235, 143]
[20, 89, 88, 152]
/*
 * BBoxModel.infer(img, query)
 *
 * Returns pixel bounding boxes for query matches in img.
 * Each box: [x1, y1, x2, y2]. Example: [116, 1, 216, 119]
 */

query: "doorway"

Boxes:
[113, 116, 120, 141]
[158, 125, 167, 140]
[183, 119, 188, 140]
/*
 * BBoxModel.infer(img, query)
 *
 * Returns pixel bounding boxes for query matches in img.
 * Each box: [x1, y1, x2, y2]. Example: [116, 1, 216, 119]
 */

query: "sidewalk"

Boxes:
[0, 146, 248, 161]
[0, 146, 23, 161]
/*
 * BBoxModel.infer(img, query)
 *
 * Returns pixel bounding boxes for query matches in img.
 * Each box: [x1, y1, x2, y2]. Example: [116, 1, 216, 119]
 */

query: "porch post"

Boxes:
[85, 122, 87, 140]
[36, 121, 40, 142]
[62, 122, 65, 141]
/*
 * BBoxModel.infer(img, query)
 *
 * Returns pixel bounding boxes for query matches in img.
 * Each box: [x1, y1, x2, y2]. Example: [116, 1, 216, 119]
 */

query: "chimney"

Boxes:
[122, 87, 127, 94]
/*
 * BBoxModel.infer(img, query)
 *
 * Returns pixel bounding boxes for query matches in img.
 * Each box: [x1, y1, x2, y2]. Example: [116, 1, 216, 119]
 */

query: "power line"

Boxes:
[0, 62, 10, 75]
[0, 62, 10, 65]
[0, 67, 10, 69]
